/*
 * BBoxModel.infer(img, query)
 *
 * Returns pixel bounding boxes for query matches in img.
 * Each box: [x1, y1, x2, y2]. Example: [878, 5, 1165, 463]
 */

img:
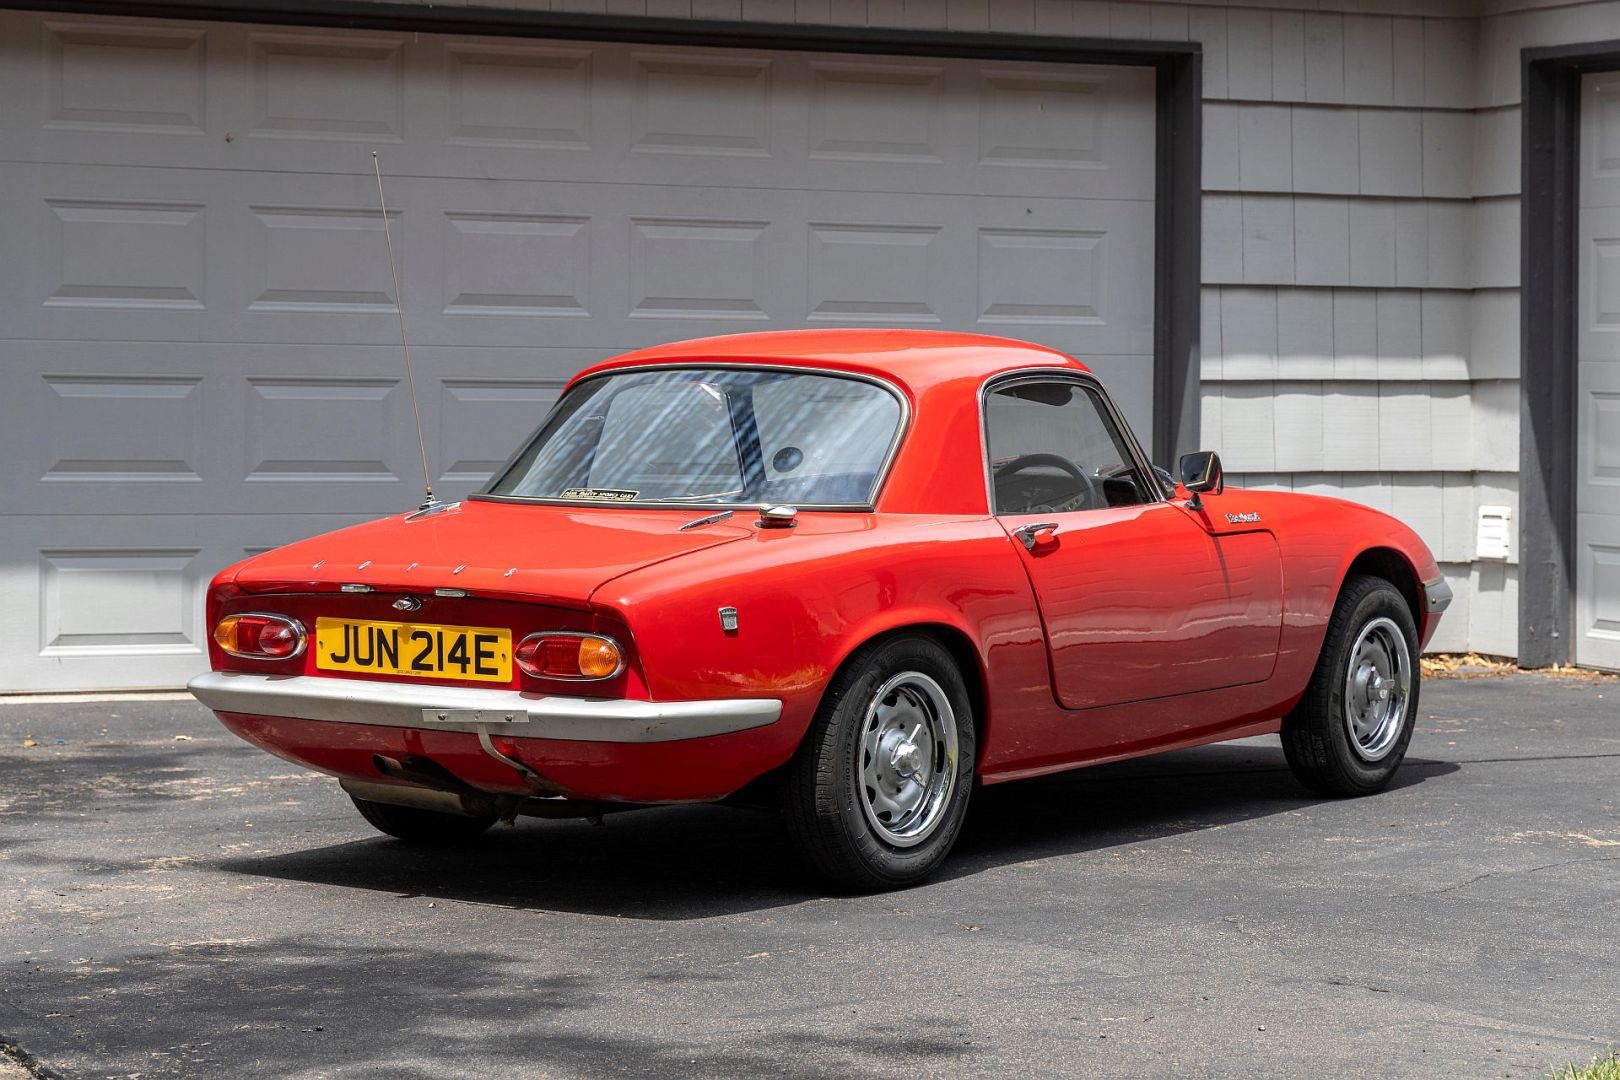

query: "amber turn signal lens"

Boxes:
[514, 633, 623, 680]
[214, 614, 306, 659]
[577, 637, 621, 679]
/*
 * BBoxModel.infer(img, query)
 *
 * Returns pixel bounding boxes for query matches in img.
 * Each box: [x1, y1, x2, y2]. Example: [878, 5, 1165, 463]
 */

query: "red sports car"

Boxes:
[190, 329, 1451, 889]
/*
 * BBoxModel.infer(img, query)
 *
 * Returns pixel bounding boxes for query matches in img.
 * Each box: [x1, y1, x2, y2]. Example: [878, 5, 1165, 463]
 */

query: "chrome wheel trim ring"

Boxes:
[856, 671, 959, 849]
[1343, 616, 1412, 762]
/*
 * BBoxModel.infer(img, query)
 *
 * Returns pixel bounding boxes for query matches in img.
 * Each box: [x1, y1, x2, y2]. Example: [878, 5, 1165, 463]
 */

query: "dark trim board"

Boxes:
[7, 0, 1203, 465]
[1153, 49, 1202, 468]
[1520, 39, 1620, 667]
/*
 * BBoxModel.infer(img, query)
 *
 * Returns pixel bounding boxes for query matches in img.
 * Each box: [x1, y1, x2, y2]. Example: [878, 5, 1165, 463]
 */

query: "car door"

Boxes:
[985, 374, 1283, 711]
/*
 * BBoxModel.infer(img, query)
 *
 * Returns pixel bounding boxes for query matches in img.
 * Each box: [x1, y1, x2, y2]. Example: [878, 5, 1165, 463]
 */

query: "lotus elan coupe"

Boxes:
[190, 329, 1451, 889]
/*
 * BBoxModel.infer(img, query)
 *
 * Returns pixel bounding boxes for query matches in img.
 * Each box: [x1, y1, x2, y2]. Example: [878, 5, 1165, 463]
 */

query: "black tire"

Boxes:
[1282, 574, 1422, 796]
[782, 634, 976, 891]
[350, 795, 499, 845]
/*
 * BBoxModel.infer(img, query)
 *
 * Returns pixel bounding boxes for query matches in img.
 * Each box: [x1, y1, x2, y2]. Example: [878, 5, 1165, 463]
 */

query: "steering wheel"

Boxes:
[992, 453, 1098, 513]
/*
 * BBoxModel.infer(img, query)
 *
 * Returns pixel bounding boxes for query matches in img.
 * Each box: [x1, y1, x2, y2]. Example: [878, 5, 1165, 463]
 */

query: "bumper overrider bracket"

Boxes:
[474, 726, 550, 792]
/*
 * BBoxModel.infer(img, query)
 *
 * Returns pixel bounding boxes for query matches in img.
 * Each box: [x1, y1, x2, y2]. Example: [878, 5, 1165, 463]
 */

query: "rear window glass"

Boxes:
[486, 367, 904, 507]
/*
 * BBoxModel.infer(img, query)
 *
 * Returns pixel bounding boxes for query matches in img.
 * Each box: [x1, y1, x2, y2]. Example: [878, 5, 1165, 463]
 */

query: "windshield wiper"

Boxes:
[677, 509, 735, 532]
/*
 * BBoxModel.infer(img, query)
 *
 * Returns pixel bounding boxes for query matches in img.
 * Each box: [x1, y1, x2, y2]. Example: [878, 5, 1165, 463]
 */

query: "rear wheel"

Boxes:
[1282, 574, 1421, 796]
[782, 634, 976, 890]
[350, 794, 498, 845]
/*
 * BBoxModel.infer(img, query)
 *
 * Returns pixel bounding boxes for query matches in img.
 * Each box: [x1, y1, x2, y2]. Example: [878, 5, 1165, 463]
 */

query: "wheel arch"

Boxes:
[823, 618, 989, 754]
[1340, 546, 1423, 632]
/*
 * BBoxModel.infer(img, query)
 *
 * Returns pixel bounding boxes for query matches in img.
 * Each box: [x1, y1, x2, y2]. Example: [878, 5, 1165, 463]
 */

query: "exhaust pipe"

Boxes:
[347, 755, 646, 822]
[340, 776, 514, 819]
[351, 755, 523, 819]
[341, 774, 648, 824]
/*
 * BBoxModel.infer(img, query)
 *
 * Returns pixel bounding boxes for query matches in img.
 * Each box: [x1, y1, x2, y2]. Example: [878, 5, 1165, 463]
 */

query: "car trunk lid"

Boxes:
[230, 499, 754, 608]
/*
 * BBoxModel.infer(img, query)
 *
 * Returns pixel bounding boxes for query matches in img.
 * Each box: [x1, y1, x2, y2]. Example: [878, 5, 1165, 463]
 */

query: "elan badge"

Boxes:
[1226, 511, 1262, 524]
[561, 487, 640, 502]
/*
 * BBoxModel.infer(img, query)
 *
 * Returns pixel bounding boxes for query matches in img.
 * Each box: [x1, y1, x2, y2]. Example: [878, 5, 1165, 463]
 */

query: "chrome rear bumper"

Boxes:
[187, 671, 782, 743]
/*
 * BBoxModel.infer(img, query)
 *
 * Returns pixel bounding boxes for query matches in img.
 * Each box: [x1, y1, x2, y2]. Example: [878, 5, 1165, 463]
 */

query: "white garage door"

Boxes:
[1578, 72, 1620, 672]
[0, 10, 1156, 692]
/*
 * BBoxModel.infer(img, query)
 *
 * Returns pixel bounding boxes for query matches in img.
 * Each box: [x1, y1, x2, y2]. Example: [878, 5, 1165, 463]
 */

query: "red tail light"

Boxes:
[215, 613, 307, 660]
[514, 632, 623, 680]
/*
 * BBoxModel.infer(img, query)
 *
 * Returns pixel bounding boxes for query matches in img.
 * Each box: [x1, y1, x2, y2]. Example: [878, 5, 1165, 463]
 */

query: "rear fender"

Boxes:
[596, 518, 1051, 775]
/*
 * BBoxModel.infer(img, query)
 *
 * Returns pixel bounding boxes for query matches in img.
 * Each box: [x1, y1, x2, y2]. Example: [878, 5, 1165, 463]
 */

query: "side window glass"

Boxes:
[985, 380, 1148, 515]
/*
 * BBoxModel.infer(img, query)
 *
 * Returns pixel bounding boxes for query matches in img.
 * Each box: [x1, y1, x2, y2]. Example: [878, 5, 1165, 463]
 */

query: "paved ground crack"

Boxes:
[1411, 855, 1620, 897]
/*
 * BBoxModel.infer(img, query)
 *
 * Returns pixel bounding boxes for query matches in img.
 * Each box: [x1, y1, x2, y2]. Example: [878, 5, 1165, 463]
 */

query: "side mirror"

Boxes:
[1178, 451, 1223, 510]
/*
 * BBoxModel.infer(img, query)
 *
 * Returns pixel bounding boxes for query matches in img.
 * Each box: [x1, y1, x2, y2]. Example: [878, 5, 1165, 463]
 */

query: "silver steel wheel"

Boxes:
[857, 671, 959, 848]
[1343, 616, 1412, 762]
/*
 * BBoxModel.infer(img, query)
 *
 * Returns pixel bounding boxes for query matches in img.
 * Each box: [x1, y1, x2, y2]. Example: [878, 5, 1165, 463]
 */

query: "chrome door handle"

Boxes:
[1013, 522, 1059, 551]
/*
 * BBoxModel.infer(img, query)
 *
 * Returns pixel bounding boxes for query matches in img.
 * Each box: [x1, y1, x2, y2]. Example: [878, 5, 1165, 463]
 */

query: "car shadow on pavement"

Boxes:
[949, 741, 1459, 874]
[215, 739, 1460, 919]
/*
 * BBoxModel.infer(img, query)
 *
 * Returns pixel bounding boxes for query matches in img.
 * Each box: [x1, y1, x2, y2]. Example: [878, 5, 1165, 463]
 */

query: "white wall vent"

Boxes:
[1477, 505, 1513, 561]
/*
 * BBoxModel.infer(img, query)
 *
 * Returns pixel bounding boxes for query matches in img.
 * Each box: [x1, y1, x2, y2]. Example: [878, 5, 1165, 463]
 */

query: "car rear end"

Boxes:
[190, 557, 788, 813]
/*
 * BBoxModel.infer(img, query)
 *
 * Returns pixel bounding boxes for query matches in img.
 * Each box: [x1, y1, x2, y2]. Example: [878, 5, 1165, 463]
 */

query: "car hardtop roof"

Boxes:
[571, 328, 1092, 398]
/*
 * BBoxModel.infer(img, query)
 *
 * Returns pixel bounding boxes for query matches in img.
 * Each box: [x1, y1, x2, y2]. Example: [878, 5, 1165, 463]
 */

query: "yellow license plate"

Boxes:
[314, 617, 512, 683]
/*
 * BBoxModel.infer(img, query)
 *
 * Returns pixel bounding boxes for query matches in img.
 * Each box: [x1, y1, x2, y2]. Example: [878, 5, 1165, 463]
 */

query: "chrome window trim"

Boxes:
[216, 612, 309, 661]
[515, 631, 626, 681]
[978, 367, 1166, 518]
[472, 362, 912, 513]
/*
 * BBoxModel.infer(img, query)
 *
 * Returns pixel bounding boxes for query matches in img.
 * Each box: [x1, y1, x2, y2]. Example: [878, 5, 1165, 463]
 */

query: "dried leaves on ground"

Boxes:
[1421, 653, 1616, 681]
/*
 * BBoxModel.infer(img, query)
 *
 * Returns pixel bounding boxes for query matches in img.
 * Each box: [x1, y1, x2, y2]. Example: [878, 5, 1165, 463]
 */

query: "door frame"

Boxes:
[1520, 39, 1620, 667]
[10, 0, 1204, 467]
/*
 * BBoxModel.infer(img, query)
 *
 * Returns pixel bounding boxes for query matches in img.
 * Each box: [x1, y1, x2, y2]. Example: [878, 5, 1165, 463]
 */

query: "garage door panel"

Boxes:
[969, 197, 1157, 356]
[1582, 207, 1620, 359]
[0, 165, 219, 343]
[805, 57, 950, 165]
[243, 28, 412, 144]
[0, 11, 215, 163]
[440, 210, 594, 320]
[1578, 361, 1620, 502]
[435, 376, 566, 492]
[0, 514, 375, 692]
[1583, 71, 1620, 209]
[438, 39, 596, 152]
[0, 342, 224, 513]
[1575, 516, 1620, 664]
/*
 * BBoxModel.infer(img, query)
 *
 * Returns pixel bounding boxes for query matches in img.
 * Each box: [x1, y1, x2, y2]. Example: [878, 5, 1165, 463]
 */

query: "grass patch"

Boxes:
[1552, 1050, 1620, 1080]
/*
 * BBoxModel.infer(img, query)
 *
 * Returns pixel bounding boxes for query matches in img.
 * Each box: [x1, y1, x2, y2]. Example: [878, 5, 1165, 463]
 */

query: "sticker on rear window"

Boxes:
[560, 487, 639, 502]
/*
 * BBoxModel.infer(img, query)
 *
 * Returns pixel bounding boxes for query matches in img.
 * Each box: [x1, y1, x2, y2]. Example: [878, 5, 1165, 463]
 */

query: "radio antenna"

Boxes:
[371, 151, 436, 511]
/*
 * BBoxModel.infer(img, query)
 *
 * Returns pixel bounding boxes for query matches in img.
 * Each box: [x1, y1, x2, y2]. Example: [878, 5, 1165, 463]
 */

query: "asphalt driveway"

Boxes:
[2, 672, 1617, 1079]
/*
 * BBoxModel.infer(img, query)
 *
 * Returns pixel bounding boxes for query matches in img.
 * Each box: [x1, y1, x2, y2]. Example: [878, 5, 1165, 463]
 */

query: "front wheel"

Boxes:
[1282, 574, 1421, 796]
[782, 634, 977, 890]
[350, 794, 499, 845]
